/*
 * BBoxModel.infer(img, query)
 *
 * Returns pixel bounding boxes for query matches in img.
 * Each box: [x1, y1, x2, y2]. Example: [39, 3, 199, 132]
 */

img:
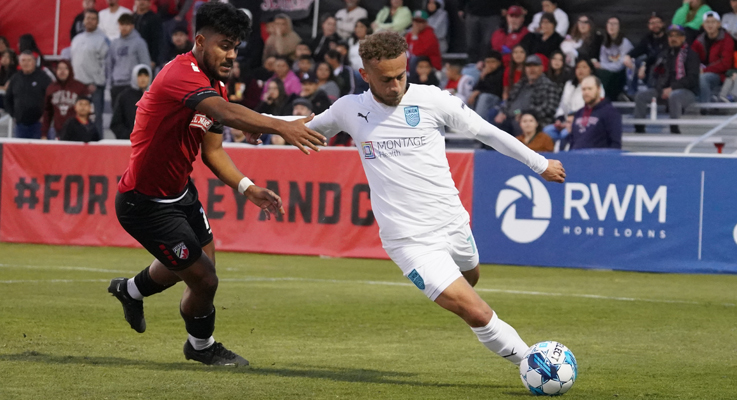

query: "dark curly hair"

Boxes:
[195, 2, 251, 42]
[359, 31, 408, 63]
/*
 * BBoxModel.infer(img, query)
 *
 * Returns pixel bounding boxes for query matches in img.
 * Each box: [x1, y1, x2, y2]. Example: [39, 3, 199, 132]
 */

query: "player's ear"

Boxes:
[194, 34, 206, 49]
[359, 67, 369, 83]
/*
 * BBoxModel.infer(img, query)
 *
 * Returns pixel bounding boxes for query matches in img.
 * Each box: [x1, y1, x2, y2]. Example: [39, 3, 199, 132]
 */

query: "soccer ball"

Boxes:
[519, 341, 578, 396]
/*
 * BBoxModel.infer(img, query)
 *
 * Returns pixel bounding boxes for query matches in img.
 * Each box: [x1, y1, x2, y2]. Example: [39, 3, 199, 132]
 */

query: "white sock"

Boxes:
[126, 278, 144, 300]
[188, 335, 215, 351]
[471, 312, 529, 365]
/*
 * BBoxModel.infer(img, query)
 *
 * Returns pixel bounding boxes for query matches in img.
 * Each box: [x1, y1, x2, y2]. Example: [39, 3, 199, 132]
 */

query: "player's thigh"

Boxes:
[383, 238, 462, 301]
[116, 191, 205, 271]
[184, 200, 215, 265]
[447, 218, 480, 272]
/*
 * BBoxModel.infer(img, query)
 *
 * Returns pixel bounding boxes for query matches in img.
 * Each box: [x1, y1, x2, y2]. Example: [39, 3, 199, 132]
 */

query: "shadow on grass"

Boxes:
[0, 351, 507, 390]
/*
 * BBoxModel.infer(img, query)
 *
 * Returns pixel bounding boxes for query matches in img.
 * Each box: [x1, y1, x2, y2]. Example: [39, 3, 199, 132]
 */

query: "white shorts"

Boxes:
[382, 214, 479, 301]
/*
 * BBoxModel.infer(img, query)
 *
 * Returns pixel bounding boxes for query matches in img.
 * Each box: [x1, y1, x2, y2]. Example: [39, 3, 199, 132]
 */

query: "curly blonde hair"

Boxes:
[359, 31, 408, 64]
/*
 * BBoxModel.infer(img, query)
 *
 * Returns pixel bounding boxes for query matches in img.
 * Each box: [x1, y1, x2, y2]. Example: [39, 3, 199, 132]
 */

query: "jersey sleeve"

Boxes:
[163, 60, 221, 110]
[434, 88, 483, 136]
[305, 101, 344, 139]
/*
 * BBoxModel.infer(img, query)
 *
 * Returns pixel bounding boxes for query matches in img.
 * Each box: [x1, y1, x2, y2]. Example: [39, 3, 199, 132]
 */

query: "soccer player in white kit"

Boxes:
[304, 32, 566, 366]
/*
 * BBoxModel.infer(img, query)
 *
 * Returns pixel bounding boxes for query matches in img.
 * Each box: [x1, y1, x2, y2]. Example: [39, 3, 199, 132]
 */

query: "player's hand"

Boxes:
[541, 160, 565, 183]
[245, 186, 285, 220]
[244, 131, 262, 145]
[278, 114, 326, 155]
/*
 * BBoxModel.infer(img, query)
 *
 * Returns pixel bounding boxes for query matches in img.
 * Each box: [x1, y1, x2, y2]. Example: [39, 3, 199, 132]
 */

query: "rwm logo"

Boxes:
[496, 178, 668, 242]
[361, 141, 376, 159]
[563, 183, 667, 239]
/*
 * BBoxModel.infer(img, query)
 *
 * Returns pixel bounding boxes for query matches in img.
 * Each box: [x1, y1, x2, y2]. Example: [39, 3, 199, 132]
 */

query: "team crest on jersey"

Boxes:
[404, 106, 420, 127]
[191, 62, 200, 72]
[361, 141, 376, 159]
[190, 113, 213, 133]
[407, 269, 425, 290]
[172, 242, 189, 260]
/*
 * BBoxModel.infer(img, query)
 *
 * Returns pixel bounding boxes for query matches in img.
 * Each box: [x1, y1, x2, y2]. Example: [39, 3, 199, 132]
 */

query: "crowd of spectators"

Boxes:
[3, 0, 737, 152]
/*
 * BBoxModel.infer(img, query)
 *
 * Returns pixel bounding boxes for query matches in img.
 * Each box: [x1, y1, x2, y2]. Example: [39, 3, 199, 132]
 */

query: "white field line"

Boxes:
[0, 268, 733, 307]
[0, 263, 137, 274]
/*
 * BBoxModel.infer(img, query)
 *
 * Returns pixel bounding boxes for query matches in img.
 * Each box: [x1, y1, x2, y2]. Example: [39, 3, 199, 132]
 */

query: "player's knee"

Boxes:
[462, 303, 493, 327]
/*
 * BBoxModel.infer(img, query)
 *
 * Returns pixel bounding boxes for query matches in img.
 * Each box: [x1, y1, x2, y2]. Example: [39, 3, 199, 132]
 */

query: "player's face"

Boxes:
[56, 63, 70, 81]
[198, 32, 239, 81]
[360, 53, 407, 107]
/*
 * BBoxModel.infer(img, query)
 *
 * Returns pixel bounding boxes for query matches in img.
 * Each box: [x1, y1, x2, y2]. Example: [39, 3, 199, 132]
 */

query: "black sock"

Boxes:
[133, 266, 174, 297]
[181, 307, 216, 339]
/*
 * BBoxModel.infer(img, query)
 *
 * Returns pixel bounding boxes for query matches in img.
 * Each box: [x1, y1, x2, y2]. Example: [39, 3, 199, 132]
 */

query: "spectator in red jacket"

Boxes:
[491, 6, 529, 68]
[42, 60, 88, 140]
[406, 10, 442, 71]
[691, 11, 735, 103]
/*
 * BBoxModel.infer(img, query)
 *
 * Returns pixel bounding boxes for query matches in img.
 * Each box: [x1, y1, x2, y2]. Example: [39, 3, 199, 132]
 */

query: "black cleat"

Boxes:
[183, 341, 250, 366]
[108, 277, 146, 333]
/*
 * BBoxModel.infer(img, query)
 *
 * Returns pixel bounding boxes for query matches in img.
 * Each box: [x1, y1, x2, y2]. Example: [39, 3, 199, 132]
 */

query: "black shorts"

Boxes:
[115, 180, 213, 271]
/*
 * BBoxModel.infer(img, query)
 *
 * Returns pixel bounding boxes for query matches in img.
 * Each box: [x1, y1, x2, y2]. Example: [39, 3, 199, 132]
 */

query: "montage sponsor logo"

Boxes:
[496, 175, 552, 243]
[361, 137, 427, 159]
[563, 183, 667, 239]
[404, 106, 420, 127]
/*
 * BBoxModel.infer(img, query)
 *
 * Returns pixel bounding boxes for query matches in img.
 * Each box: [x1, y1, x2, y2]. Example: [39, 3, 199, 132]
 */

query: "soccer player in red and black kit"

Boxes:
[107, 2, 325, 366]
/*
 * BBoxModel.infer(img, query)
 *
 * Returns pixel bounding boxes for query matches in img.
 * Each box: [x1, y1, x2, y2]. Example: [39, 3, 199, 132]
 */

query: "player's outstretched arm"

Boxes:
[196, 96, 326, 154]
[201, 131, 284, 218]
[463, 112, 566, 183]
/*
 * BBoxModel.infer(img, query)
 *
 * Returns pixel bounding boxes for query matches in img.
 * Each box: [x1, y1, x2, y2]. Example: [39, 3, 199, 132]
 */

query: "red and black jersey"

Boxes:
[119, 52, 227, 197]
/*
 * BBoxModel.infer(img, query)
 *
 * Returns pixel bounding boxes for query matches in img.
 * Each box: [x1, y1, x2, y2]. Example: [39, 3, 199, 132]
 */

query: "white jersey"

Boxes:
[307, 84, 483, 240]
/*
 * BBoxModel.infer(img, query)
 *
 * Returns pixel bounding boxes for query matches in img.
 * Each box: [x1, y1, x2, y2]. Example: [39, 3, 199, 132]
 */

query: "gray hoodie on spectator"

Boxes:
[427, 0, 449, 53]
[71, 29, 109, 86]
[107, 29, 151, 88]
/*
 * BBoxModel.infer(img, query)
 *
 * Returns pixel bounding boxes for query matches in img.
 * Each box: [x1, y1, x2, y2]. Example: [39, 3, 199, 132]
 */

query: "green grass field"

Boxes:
[0, 243, 735, 399]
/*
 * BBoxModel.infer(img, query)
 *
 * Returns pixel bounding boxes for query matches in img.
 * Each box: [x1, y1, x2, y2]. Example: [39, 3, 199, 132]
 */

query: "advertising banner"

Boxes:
[473, 151, 737, 274]
[0, 143, 474, 259]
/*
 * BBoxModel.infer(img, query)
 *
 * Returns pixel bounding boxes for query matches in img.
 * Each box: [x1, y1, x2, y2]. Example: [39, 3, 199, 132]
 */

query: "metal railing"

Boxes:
[684, 112, 737, 154]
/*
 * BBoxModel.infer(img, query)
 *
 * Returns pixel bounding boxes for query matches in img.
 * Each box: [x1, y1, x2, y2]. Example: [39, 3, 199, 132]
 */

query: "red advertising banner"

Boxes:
[0, 142, 474, 259]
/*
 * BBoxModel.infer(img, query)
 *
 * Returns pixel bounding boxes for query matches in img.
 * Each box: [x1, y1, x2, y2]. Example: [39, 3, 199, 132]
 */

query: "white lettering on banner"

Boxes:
[635, 186, 667, 223]
[564, 183, 667, 223]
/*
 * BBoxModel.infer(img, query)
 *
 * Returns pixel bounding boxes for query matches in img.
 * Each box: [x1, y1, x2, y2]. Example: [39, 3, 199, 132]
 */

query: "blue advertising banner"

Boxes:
[472, 151, 737, 274]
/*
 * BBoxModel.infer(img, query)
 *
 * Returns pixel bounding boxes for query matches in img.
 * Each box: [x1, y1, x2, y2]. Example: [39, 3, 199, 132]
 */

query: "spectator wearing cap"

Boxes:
[264, 14, 303, 62]
[521, 12, 564, 62]
[425, 0, 449, 54]
[491, 6, 530, 68]
[672, 0, 712, 43]
[292, 97, 313, 117]
[623, 13, 668, 95]
[494, 54, 559, 134]
[722, 0, 737, 41]
[335, 0, 368, 40]
[107, 13, 151, 108]
[5, 51, 53, 139]
[691, 12, 734, 103]
[263, 56, 302, 98]
[594, 17, 633, 101]
[299, 73, 332, 114]
[468, 50, 504, 120]
[568, 75, 621, 150]
[372, 0, 412, 34]
[633, 25, 699, 134]
[59, 96, 100, 142]
[528, 0, 569, 37]
[406, 10, 442, 72]
[408, 56, 440, 87]
[459, 0, 504, 63]
[167, 26, 192, 62]
[111, 64, 151, 139]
